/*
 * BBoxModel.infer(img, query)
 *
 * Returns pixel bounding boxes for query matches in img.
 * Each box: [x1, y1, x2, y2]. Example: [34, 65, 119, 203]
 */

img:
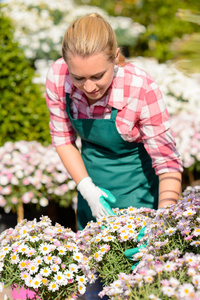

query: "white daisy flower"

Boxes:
[19, 261, 27, 270]
[54, 256, 62, 264]
[44, 255, 53, 264]
[69, 263, 78, 273]
[73, 252, 83, 262]
[21, 271, 30, 281]
[28, 263, 39, 275]
[163, 262, 177, 272]
[192, 275, 200, 288]
[39, 243, 51, 255]
[183, 209, 196, 217]
[93, 251, 103, 262]
[18, 244, 29, 255]
[19, 227, 29, 237]
[67, 242, 78, 251]
[144, 275, 154, 283]
[120, 232, 130, 241]
[192, 228, 200, 237]
[95, 234, 103, 242]
[133, 252, 143, 260]
[165, 227, 177, 235]
[161, 286, 176, 297]
[57, 246, 66, 255]
[187, 267, 196, 276]
[54, 272, 66, 285]
[76, 275, 87, 285]
[40, 267, 52, 277]
[102, 235, 115, 242]
[51, 264, 59, 272]
[48, 281, 59, 292]
[184, 254, 196, 266]
[2, 246, 11, 254]
[190, 240, 200, 247]
[178, 283, 195, 298]
[64, 270, 74, 280]
[34, 256, 43, 265]
[28, 235, 39, 242]
[78, 284, 86, 295]
[169, 277, 180, 288]
[10, 253, 20, 264]
[100, 245, 110, 255]
[41, 278, 48, 285]
[25, 276, 33, 288]
[0, 253, 5, 261]
[31, 275, 42, 288]
[27, 248, 36, 257]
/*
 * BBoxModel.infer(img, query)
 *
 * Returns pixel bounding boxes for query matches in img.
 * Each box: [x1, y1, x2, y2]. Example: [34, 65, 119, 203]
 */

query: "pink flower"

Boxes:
[160, 279, 170, 287]
[184, 235, 194, 241]
[21, 191, 34, 204]
[54, 241, 61, 247]
[0, 195, 6, 207]
[154, 263, 163, 274]
[22, 178, 31, 185]
[11, 197, 18, 204]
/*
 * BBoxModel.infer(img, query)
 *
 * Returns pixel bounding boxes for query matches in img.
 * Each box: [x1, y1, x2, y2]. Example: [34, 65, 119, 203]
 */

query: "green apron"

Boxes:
[66, 93, 159, 229]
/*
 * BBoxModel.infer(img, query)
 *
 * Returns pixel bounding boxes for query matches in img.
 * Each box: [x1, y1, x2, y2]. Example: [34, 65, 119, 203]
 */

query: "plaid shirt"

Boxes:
[46, 58, 183, 175]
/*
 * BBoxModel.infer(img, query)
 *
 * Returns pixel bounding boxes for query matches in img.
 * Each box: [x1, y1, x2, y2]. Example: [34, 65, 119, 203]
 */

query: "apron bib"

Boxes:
[66, 93, 158, 229]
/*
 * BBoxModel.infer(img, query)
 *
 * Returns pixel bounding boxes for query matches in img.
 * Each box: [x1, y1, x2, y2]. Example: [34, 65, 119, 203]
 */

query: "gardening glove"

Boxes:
[124, 226, 147, 270]
[77, 177, 116, 220]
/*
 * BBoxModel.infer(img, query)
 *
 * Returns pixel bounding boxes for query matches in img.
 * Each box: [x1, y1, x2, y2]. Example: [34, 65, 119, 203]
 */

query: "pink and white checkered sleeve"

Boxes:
[139, 79, 183, 175]
[46, 61, 76, 148]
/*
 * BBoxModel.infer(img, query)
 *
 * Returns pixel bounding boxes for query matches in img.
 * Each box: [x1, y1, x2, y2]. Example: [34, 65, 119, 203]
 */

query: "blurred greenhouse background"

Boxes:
[0, 0, 199, 231]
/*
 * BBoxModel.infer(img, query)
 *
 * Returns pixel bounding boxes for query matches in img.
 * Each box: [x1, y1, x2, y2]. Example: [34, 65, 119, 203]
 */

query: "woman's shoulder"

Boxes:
[49, 57, 69, 75]
[124, 61, 155, 83]
[46, 58, 72, 93]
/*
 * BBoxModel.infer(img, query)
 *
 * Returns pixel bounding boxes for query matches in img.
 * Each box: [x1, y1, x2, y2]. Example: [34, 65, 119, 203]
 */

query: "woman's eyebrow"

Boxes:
[70, 70, 106, 78]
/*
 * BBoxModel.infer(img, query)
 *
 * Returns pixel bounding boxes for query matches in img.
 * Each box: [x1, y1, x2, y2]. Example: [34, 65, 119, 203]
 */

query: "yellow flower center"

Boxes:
[21, 262, 26, 267]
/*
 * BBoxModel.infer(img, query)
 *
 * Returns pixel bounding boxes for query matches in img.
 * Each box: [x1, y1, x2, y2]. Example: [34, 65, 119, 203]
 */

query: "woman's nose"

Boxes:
[84, 80, 96, 93]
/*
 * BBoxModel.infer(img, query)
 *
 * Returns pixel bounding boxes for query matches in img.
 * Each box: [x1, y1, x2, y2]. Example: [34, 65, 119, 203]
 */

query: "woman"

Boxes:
[46, 13, 183, 231]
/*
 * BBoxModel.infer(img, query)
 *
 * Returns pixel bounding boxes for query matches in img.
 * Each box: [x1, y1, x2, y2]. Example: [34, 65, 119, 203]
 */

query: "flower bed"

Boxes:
[0, 141, 76, 217]
[78, 186, 200, 299]
[0, 216, 92, 299]
[0, 187, 200, 299]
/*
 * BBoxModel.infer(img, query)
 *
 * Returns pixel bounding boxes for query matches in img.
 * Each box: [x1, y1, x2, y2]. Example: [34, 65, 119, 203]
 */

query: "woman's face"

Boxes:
[67, 51, 119, 105]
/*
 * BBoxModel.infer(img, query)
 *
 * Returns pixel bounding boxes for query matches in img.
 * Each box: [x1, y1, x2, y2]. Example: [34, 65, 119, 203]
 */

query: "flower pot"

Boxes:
[11, 286, 41, 300]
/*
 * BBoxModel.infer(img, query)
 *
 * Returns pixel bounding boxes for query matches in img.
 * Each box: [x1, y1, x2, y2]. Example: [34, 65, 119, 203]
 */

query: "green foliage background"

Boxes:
[1, 1, 199, 147]
[0, 9, 51, 147]
[75, 0, 199, 62]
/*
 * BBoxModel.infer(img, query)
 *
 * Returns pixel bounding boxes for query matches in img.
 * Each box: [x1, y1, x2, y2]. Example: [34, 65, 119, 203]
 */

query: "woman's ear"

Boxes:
[114, 48, 120, 64]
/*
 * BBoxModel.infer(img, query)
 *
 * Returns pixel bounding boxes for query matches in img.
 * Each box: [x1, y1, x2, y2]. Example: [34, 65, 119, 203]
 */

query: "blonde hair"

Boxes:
[62, 13, 126, 66]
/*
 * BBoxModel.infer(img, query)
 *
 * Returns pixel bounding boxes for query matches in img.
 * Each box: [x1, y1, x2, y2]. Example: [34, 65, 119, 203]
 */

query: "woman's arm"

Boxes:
[56, 143, 88, 184]
[56, 143, 116, 219]
[158, 172, 182, 208]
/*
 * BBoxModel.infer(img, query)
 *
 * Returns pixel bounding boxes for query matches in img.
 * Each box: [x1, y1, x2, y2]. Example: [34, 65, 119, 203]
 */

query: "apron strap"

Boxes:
[110, 107, 118, 120]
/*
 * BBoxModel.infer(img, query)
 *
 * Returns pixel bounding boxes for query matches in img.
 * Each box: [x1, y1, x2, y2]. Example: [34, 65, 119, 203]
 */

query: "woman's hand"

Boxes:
[77, 177, 116, 220]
